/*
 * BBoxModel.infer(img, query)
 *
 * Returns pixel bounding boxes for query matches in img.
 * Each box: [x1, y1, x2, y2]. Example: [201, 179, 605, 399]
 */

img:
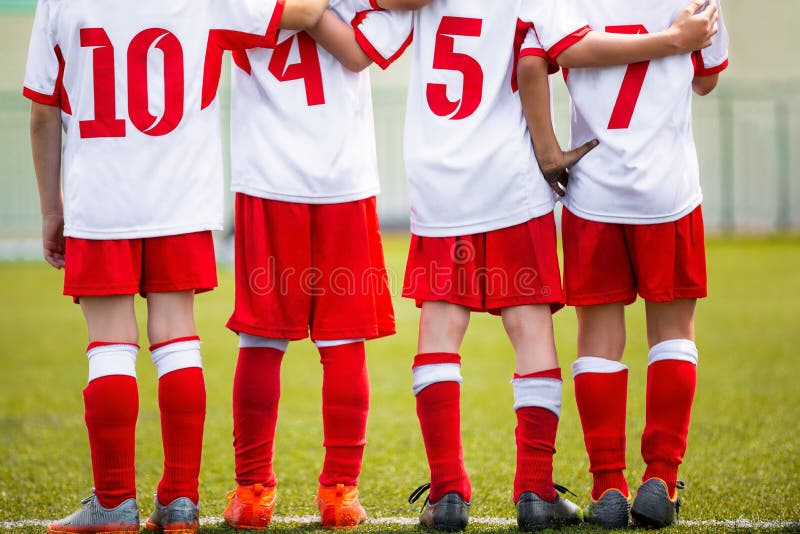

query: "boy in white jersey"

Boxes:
[24, 1, 328, 532]
[310, 0, 718, 530]
[219, 0, 410, 529]
[519, 0, 728, 528]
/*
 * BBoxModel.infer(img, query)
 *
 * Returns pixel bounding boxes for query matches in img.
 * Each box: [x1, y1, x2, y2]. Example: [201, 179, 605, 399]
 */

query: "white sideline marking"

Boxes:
[2, 516, 798, 530]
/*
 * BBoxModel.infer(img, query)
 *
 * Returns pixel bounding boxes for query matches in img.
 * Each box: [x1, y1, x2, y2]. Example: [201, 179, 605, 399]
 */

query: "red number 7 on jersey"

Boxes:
[606, 25, 649, 130]
[426, 16, 484, 121]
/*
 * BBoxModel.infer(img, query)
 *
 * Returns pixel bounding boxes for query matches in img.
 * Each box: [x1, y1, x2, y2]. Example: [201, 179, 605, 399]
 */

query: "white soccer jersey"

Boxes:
[230, 0, 407, 204]
[23, 0, 283, 239]
[560, 0, 729, 224]
[356, 0, 589, 237]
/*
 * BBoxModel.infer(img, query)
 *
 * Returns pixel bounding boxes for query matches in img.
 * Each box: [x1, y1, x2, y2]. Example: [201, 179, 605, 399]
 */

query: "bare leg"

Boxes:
[576, 303, 626, 361]
[645, 299, 696, 347]
[418, 301, 471, 354]
[146, 290, 197, 346]
[501, 304, 558, 375]
[81, 295, 138, 344]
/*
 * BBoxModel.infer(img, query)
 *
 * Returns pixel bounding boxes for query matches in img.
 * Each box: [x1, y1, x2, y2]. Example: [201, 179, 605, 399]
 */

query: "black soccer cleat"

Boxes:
[409, 483, 470, 532]
[631, 478, 684, 529]
[516, 484, 583, 532]
[583, 488, 631, 529]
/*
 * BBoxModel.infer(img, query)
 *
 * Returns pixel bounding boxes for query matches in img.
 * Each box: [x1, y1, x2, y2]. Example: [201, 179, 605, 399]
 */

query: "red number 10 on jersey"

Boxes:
[80, 28, 185, 139]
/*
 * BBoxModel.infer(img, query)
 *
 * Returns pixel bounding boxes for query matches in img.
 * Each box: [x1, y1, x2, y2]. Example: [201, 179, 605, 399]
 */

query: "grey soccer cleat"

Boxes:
[631, 479, 683, 529]
[409, 483, 470, 531]
[516, 485, 583, 531]
[47, 492, 139, 534]
[145, 495, 199, 533]
[583, 488, 631, 529]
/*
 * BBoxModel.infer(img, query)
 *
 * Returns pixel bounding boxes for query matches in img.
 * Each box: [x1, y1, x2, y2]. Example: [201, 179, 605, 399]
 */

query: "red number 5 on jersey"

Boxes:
[606, 24, 650, 130]
[426, 16, 484, 121]
[80, 28, 185, 139]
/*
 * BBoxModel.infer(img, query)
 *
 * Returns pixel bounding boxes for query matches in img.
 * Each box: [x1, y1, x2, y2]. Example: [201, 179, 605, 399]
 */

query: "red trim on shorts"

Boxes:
[548, 25, 591, 59]
[149, 336, 201, 352]
[87, 341, 140, 352]
[514, 368, 562, 380]
[413, 353, 462, 369]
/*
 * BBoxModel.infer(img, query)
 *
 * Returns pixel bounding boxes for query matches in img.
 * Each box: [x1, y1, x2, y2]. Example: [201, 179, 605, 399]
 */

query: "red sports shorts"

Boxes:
[402, 212, 564, 314]
[562, 206, 707, 306]
[227, 194, 396, 341]
[64, 231, 217, 298]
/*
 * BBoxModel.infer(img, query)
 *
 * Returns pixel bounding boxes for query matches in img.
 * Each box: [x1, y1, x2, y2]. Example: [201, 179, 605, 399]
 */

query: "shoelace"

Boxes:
[554, 483, 578, 498]
[675, 480, 686, 520]
[408, 483, 431, 513]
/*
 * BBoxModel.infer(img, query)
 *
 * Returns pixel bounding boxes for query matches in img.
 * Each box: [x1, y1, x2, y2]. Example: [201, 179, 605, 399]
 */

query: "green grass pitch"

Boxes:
[0, 234, 798, 533]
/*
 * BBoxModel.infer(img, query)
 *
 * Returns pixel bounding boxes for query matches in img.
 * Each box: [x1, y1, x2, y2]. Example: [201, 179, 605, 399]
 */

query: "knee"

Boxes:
[420, 304, 469, 339]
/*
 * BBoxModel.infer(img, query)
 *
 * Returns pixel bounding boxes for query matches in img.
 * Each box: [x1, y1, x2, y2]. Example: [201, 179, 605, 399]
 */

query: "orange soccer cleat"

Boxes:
[315, 483, 368, 529]
[223, 483, 277, 530]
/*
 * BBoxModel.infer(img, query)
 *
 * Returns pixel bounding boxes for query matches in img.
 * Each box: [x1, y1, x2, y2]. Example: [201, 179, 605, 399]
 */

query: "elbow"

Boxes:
[345, 56, 373, 73]
[517, 56, 548, 86]
[692, 74, 719, 96]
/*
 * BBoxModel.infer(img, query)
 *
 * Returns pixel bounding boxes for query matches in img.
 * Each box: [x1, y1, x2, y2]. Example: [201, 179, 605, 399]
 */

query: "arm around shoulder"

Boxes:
[308, 10, 373, 72]
[280, 0, 329, 30]
[375, 0, 431, 10]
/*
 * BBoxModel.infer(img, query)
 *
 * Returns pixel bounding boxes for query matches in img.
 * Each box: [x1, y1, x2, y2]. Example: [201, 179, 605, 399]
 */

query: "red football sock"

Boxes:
[84, 375, 139, 508]
[641, 359, 697, 497]
[156, 367, 206, 505]
[413, 353, 471, 503]
[573, 360, 629, 501]
[513, 368, 562, 502]
[318, 341, 370, 487]
[233, 346, 284, 487]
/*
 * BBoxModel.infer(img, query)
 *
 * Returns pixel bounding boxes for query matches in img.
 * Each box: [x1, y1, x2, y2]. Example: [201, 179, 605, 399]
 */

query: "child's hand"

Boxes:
[669, 0, 719, 53]
[42, 211, 65, 269]
[537, 140, 598, 197]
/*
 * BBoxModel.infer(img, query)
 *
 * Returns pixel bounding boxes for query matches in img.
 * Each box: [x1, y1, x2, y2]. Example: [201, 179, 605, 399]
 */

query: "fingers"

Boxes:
[704, 4, 719, 26]
[549, 181, 565, 197]
[44, 249, 65, 270]
[564, 139, 599, 167]
[687, 0, 706, 15]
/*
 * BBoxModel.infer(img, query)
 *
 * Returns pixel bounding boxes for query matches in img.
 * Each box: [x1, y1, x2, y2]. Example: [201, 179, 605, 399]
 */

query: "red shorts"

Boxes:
[402, 213, 564, 314]
[227, 194, 396, 341]
[562, 206, 707, 306]
[64, 231, 217, 298]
